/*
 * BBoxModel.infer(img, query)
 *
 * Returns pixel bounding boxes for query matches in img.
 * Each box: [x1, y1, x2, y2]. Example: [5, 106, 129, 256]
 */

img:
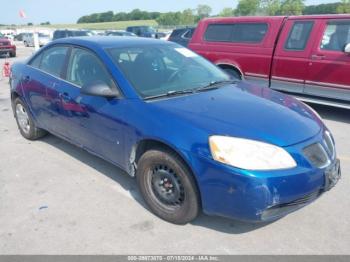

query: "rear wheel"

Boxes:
[10, 51, 16, 57]
[136, 149, 200, 224]
[14, 97, 47, 140]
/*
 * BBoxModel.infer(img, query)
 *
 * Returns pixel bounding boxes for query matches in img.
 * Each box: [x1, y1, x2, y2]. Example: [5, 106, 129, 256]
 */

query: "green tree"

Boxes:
[114, 12, 128, 21]
[219, 7, 235, 17]
[280, 0, 305, 15]
[156, 12, 182, 26]
[196, 4, 212, 19]
[99, 11, 114, 22]
[304, 3, 340, 14]
[337, 0, 350, 13]
[180, 9, 196, 25]
[260, 0, 281, 15]
[235, 0, 260, 16]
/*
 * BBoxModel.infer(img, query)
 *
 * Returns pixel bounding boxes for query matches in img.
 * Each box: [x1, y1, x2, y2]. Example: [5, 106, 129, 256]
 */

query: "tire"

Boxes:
[10, 51, 16, 58]
[136, 148, 200, 224]
[223, 67, 241, 80]
[14, 97, 47, 140]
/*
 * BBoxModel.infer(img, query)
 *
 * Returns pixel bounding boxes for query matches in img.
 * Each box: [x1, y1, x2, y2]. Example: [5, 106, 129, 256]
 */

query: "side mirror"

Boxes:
[81, 81, 119, 98]
[344, 43, 350, 54]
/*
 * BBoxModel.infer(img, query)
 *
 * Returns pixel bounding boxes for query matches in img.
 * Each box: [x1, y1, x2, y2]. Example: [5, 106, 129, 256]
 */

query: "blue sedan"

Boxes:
[10, 37, 341, 224]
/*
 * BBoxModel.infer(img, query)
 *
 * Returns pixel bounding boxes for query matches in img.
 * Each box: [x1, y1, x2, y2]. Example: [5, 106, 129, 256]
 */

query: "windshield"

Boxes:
[108, 44, 230, 99]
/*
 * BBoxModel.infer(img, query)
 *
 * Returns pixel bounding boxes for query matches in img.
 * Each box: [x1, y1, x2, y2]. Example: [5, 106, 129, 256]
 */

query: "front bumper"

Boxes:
[190, 132, 341, 222]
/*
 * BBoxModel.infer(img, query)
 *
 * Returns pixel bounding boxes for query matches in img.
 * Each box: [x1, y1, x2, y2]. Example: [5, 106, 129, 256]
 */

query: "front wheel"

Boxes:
[14, 97, 47, 140]
[136, 149, 200, 224]
[223, 68, 241, 80]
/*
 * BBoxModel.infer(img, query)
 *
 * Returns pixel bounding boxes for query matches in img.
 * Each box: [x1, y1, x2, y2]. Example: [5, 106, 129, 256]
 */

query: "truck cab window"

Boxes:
[321, 21, 350, 52]
[285, 21, 314, 51]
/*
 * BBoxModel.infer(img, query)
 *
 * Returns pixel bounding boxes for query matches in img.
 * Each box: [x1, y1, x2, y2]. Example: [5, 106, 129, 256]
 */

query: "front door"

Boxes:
[305, 19, 350, 101]
[271, 19, 317, 94]
[59, 47, 126, 166]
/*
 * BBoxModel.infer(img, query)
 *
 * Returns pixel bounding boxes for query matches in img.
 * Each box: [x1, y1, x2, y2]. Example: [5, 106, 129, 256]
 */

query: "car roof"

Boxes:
[51, 36, 173, 49]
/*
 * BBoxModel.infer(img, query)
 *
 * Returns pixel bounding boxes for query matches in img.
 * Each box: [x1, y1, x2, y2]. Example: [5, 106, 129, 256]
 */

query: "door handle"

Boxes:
[22, 75, 30, 82]
[311, 54, 325, 60]
[59, 92, 71, 102]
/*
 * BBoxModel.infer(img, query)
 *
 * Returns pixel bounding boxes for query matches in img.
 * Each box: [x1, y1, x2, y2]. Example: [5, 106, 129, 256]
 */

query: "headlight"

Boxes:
[209, 136, 297, 170]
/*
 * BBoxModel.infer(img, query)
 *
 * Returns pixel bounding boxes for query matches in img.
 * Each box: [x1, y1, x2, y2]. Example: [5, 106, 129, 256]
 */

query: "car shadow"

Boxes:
[40, 134, 271, 234]
[307, 103, 350, 124]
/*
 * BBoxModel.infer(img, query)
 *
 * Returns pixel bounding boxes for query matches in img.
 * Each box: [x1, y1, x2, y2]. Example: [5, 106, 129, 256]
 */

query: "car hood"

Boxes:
[147, 81, 322, 147]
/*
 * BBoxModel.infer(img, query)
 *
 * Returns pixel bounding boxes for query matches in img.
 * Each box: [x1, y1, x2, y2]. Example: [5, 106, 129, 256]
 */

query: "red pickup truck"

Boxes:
[189, 15, 350, 109]
[0, 33, 16, 58]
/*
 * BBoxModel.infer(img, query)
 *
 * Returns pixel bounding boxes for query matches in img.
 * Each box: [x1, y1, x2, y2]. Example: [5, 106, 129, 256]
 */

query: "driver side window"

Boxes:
[321, 21, 350, 52]
[66, 48, 116, 89]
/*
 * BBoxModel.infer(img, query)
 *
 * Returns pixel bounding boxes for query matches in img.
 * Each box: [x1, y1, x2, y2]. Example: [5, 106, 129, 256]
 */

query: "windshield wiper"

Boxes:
[144, 89, 195, 100]
[195, 80, 237, 92]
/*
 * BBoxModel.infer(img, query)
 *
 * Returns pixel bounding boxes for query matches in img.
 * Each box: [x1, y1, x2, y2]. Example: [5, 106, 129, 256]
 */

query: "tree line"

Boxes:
[230, 0, 350, 16]
[77, 1, 350, 25]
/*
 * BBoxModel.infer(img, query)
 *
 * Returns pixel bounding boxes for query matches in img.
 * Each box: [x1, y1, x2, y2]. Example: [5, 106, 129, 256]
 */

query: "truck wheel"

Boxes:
[136, 148, 200, 224]
[223, 68, 241, 80]
[10, 51, 16, 58]
[14, 97, 47, 140]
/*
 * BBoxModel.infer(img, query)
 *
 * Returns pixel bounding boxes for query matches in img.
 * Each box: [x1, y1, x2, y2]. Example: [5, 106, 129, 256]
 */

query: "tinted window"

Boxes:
[66, 48, 116, 89]
[73, 31, 89, 37]
[170, 29, 186, 38]
[183, 29, 194, 39]
[205, 23, 268, 43]
[321, 21, 350, 52]
[285, 21, 314, 51]
[39, 46, 68, 77]
[53, 31, 66, 40]
[205, 24, 233, 42]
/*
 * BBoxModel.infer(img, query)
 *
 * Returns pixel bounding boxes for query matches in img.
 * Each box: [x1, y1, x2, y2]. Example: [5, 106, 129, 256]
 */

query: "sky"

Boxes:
[1, 0, 341, 25]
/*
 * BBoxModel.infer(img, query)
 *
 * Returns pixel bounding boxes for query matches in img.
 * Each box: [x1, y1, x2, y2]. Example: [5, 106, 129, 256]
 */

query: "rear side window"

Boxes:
[39, 46, 69, 77]
[183, 29, 194, 39]
[204, 23, 268, 43]
[321, 21, 350, 52]
[285, 21, 314, 51]
[53, 31, 66, 40]
[170, 29, 186, 38]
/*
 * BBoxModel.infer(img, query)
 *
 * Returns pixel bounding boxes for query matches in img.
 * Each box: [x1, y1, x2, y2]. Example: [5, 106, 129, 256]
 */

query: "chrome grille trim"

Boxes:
[324, 131, 335, 160]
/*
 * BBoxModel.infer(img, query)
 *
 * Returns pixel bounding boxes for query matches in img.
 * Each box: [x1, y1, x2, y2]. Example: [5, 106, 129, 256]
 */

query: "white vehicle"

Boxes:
[23, 32, 51, 47]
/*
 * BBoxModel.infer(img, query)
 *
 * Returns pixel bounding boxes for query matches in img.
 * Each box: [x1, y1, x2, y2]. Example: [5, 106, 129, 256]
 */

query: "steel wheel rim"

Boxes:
[148, 164, 185, 210]
[16, 103, 30, 134]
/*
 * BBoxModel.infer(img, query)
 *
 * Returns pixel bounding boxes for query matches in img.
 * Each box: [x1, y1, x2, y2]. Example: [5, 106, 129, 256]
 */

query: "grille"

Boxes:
[278, 190, 320, 208]
[303, 143, 330, 168]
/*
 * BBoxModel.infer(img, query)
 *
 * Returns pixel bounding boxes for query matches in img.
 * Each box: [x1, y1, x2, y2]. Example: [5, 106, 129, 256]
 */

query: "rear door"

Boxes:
[271, 19, 318, 93]
[22, 45, 70, 133]
[304, 19, 350, 101]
